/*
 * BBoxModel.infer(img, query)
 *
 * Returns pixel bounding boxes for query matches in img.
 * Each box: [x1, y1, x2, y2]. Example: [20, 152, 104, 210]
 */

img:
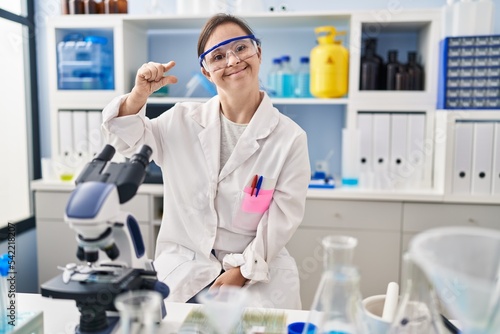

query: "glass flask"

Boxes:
[388, 253, 445, 334]
[304, 235, 368, 334]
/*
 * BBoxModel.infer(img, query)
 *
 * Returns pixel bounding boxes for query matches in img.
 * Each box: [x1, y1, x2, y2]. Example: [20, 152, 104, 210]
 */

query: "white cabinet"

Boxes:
[287, 199, 402, 309]
[34, 188, 155, 287]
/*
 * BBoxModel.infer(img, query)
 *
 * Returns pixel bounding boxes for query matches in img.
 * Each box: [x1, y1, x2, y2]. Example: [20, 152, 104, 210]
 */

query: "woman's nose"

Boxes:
[226, 50, 240, 67]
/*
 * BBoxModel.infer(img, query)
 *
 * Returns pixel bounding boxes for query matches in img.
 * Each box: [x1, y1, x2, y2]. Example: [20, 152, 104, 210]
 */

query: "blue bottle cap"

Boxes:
[281, 55, 291, 62]
[84, 36, 108, 44]
[273, 58, 282, 64]
[0, 254, 10, 277]
[300, 56, 309, 63]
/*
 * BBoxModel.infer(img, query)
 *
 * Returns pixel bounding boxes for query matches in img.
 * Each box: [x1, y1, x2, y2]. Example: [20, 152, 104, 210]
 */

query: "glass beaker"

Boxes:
[388, 253, 445, 334]
[114, 290, 163, 334]
[304, 235, 368, 334]
[197, 286, 249, 334]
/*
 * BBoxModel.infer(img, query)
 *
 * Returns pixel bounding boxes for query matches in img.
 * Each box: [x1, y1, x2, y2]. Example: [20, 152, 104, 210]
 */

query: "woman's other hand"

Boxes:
[119, 61, 178, 116]
[210, 267, 248, 289]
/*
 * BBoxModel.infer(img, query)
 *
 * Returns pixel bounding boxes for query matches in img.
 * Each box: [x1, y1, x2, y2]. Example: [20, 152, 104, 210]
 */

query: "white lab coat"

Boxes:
[102, 92, 311, 309]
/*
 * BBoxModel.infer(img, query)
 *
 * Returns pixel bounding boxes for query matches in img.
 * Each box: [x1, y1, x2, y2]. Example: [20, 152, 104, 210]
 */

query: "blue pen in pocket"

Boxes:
[255, 175, 263, 197]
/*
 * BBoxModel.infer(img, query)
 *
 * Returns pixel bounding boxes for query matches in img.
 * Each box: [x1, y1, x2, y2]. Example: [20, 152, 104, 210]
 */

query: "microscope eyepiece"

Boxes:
[129, 145, 152, 169]
[94, 144, 116, 162]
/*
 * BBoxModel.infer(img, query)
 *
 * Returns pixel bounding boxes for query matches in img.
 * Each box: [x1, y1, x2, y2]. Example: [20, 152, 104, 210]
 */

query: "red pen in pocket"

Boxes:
[250, 174, 258, 196]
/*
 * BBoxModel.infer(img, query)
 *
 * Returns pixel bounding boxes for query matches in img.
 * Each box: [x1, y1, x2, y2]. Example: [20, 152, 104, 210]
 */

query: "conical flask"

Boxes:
[389, 253, 446, 334]
[303, 235, 368, 334]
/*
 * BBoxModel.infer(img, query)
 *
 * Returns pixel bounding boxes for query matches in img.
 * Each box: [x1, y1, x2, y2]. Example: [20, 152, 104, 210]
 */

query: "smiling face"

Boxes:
[201, 22, 262, 96]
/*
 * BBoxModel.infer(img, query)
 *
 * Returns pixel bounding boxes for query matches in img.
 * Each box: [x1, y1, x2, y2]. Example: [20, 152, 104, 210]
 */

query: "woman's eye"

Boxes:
[211, 54, 224, 62]
[235, 44, 247, 53]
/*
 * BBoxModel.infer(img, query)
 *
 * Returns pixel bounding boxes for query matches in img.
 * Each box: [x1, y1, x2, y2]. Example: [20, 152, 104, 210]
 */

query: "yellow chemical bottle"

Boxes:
[310, 26, 349, 98]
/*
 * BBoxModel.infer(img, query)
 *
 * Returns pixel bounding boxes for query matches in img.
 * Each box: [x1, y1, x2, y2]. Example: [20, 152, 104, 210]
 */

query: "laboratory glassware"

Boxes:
[385, 50, 402, 91]
[388, 253, 445, 334]
[114, 290, 163, 334]
[406, 52, 424, 91]
[410, 226, 500, 334]
[360, 38, 383, 90]
[197, 285, 249, 334]
[304, 235, 368, 334]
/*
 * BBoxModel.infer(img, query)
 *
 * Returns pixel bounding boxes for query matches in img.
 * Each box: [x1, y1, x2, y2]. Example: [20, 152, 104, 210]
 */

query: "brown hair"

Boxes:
[197, 13, 261, 58]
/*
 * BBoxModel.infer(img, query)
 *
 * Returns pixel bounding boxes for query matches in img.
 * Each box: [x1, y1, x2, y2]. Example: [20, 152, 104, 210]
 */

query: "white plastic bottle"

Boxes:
[295, 56, 312, 97]
[277, 55, 295, 98]
[267, 57, 282, 97]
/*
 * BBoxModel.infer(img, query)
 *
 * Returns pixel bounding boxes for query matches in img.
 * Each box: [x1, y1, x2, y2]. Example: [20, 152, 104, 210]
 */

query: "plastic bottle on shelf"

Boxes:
[294, 56, 312, 98]
[304, 235, 368, 334]
[310, 26, 349, 98]
[267, 57, 282, 97]
[277, 55, 295, 98]
[360, 38, 383, 90]
[385, 50, 402, 91]
[406, 51, 424, 91]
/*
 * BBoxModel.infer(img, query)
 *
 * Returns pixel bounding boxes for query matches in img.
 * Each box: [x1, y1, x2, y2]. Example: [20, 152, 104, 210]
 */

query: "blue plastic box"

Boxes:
[57, 35, 114, 90]
[437, 35, 500, 110]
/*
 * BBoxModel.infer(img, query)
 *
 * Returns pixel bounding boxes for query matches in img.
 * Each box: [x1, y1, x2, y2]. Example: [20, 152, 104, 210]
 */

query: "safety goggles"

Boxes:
[199, 35, 259, 72]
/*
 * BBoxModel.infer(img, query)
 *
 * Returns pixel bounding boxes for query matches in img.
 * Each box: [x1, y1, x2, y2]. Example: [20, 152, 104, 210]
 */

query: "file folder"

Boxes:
[72, 111, 88, 156]
[372, 113, 391, 188]
[471, 122, 494, 195]
[58, 110, 73, 157]
[87, 111, 103, 157]
[358, 113, 373, 174]
[358, 113, 374, 188]
[452, 121, 474, 194]
[406, 114, 426, 188]
[389, 113, 408, 188]
[493, 123, 500, 195]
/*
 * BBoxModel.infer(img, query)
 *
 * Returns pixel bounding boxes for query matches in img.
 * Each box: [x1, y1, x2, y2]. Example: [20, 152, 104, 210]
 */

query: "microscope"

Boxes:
[41, 144, 169, 333]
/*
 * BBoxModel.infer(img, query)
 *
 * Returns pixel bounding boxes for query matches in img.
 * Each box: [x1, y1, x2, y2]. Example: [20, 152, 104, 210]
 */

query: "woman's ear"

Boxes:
[201, 67, 212, 82]
[258, 46, 262, 63]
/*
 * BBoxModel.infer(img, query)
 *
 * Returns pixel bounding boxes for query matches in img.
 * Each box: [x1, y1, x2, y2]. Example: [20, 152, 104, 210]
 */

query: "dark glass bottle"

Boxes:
[396, 71, 410, 90]
[360, 38, 383, 90]
[69, 0, 85, 14]
[386, 50, 401, 91]
[407, 51, 424, 91]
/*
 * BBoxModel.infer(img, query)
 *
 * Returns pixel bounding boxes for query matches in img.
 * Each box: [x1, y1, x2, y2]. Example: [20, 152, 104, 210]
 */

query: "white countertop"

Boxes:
[18, 293, 309, 333]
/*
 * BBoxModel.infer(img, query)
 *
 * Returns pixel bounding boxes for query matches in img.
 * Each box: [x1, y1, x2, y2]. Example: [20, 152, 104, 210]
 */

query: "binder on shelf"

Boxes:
[358, 113, 374, 188]
[452, 121, 474, 194]
[87, 111, 103, 157]
[58, 110, 73, 157]
[493, 123, 500, 195]
[389, 113, 408, 188]
[72, 111, 88, 157]
[372, 113, 391, 189]
[406, 113, 426, 188]
[471, 122, 495, 195]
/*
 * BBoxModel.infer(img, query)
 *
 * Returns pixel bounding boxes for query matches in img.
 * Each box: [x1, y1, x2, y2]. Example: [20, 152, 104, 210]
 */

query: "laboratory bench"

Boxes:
[16, 292, 310, 333]
[31, 179, 500, 309]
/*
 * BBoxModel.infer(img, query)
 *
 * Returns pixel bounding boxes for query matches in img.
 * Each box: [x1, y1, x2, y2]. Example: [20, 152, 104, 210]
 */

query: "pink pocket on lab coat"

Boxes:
[241, 186, 274, 213]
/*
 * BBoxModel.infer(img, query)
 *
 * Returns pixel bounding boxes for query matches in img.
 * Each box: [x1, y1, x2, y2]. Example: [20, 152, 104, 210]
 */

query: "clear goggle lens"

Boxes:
[200, 36, 258, 72]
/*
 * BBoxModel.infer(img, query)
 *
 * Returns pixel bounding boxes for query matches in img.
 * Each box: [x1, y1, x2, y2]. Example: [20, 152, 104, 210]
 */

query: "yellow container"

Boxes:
[310, 26, 349, 98]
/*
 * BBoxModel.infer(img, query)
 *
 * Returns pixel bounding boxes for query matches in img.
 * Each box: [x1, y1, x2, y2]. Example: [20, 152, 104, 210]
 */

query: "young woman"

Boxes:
[102, 13, 310, 309]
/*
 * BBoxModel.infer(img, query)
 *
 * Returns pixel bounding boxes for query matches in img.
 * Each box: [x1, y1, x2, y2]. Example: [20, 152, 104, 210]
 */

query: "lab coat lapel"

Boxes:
[219, 93, 280, 181]
[190, 97, 221, 180]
